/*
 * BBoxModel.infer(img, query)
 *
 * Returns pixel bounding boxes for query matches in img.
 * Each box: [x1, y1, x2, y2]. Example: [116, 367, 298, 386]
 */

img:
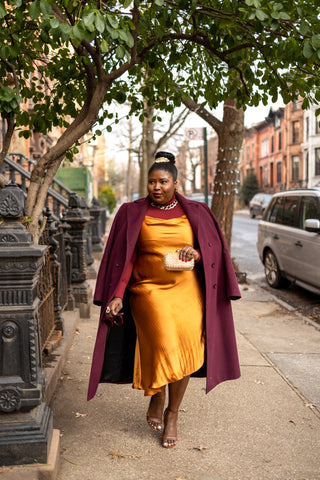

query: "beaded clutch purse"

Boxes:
[163, 252, 194, 271]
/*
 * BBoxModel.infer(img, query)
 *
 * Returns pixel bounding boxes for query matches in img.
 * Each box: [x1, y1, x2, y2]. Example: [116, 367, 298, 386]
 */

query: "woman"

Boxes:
[88, 151, 241, 449]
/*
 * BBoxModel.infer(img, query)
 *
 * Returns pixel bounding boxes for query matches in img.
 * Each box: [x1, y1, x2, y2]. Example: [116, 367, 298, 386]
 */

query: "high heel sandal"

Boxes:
[147, 391, 165, 431]
[146, 415, 162, 431]
[161, 408, 178, 448]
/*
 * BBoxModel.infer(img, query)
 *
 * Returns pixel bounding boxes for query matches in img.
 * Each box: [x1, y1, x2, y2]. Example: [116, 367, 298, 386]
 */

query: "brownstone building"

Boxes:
[241, 100, 305, 193]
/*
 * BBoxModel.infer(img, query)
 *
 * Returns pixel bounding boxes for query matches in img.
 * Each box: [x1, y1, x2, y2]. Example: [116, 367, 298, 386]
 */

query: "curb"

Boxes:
[268, 292, 320, 332]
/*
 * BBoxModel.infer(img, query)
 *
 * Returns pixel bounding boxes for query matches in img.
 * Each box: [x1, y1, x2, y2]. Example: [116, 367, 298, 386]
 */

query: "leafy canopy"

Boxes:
[1, 0, 320, 144]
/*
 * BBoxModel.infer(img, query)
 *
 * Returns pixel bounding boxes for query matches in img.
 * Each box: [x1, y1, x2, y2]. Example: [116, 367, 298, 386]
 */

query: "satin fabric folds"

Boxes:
[129, 215, 205, 396]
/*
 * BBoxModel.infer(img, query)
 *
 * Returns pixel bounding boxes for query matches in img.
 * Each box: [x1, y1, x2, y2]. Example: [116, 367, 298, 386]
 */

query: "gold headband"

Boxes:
[154, 157, 170, 163]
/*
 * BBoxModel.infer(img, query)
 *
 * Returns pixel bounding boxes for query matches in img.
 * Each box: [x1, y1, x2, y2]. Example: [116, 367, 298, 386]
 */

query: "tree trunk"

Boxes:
[211, 99, 244, 249]
[180, 93, 244, 249]
[0, 116, 15, 170]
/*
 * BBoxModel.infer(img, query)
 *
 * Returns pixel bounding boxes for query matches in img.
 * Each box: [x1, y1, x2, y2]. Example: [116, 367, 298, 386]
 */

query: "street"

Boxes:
[231, 211, 320, 324]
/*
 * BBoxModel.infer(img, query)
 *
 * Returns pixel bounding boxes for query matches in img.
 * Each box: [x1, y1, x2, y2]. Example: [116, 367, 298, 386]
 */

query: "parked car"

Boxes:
[257, 188, 320, 295]
[249, 193, 273, 218]
[186, 192, 212, 206]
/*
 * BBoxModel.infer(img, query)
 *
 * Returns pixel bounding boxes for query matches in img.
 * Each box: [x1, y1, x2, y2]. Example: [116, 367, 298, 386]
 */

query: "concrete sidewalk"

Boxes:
[46, 278, 320, 480]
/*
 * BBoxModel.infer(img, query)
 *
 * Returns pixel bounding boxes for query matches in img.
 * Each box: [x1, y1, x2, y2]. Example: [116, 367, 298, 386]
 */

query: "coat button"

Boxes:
[213, 284, 217, 289]
[211, 263, 215, 268]
[108, 283, 112, 287]
[116, 263, 121, 267]
[208, 242, 212, 247]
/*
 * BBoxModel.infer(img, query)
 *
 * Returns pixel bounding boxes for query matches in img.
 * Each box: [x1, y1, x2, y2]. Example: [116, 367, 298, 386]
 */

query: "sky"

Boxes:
[104, 99, 285, 164]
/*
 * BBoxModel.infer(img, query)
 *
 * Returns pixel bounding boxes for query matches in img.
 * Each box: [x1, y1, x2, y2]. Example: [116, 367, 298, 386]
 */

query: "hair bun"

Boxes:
[154, 151, 175, 164]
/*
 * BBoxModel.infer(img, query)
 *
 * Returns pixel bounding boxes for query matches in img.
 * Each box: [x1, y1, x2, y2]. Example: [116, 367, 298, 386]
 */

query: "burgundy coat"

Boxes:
[87, 193, 241, 401]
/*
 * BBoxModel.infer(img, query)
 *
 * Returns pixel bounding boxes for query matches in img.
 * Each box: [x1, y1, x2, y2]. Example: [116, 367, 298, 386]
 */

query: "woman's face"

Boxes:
[147, 169, 177, 205]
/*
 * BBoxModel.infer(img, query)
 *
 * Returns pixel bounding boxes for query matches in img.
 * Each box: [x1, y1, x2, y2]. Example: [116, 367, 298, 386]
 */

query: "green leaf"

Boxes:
[154, 0, 164, 6]
[123, 0, 132, 7]
[311, 35, 320, 49]
[83, 12, 95, 27]
[13, 0, 23, 6]
[300, 21, 309, 36]
[100, 38, 109, 53]
[116, 45, 125, 58]
[95, 13, 105, 33]
[40, 0, 51, 15]
[0, 45, 10, 58]
[278, 12, 290, 20]
[106, 15, 119, 29]
[303, 40, 314, 59]
[256, 9, 268, 21]
[60, 23, 71, 35]
[50, 18, 60, 29]
[0, 4, 5, 18]
[29, 1, 40, 19]
[106, 125, 112, 132]
[72, 25, 83, 40]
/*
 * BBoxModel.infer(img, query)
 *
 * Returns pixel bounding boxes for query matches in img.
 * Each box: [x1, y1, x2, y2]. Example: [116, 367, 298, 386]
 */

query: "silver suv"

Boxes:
[257, 188, 320, 295]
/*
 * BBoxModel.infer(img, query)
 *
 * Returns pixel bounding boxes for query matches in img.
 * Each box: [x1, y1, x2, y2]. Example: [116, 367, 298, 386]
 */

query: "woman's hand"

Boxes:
[105, 297, 123, 319]
[179, 246, 199, 262]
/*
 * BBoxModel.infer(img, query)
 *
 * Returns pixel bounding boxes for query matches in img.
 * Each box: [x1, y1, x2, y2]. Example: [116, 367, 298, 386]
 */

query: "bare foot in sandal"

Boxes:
[161, 408, 178, 448]
[147, 387, 166, 431]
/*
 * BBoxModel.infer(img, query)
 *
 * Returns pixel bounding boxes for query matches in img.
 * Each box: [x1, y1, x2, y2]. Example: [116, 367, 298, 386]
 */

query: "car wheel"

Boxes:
[250, 208, 255, 219]
[264, 250, 287, 288]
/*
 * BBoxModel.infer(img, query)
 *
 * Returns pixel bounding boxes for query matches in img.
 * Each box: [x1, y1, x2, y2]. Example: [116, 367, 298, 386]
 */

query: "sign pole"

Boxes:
[203, 127, 208, 205]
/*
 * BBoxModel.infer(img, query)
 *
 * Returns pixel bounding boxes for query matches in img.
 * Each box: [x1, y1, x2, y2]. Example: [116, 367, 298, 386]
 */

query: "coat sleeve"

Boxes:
[93, 204, 127, 306]
[202, 203, 241, 301]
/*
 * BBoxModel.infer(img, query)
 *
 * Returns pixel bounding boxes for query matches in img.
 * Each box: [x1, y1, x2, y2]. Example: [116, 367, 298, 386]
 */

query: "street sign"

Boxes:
[185, 128, 204, 140]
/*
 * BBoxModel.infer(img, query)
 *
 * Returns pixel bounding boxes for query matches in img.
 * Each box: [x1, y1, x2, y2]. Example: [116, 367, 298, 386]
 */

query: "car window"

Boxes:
[299, 196, 320, 229]
[281, 196, 299, 227]
[266, 197, 283, 223]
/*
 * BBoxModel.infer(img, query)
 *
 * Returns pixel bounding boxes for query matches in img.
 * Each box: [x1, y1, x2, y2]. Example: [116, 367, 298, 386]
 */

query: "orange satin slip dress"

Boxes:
[128, 214, 205, 396]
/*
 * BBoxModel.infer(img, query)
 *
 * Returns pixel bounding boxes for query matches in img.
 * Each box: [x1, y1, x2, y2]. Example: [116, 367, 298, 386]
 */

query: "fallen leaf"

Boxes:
[108, 450, 125, 459]
[193, 445, 207, 451]
[75, 412, 87, 418]
[128, 453, 142, 459]
[82, 373, 88, 377]
[289, 420, 296, 425]
[175, 477, 187, 480]
[305, 403, 315, 409]
[254, 380, 264, 385]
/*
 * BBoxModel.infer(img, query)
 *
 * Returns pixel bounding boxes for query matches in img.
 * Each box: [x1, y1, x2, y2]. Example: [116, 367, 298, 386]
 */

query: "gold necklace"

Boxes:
[150, 199, 178, 210]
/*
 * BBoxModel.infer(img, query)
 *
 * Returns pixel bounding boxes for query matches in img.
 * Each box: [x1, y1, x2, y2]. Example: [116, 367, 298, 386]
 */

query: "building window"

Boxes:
[316, 116, 320, 135]
[292, 121, 299, 144]
[306, 117, 309, 140]
[275, 116, 280, 129]
[264, 165, 269, 186]
[315, 148, 320, 176]
[271, 136, 274, 153]
[261, 138, 269, 157]
[251, 142, 254, 160]
[292, 155, 300, 180]
[278, 131, 282, 150]
[292, 99, 300, 111]
[276, 162, 282, 183]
